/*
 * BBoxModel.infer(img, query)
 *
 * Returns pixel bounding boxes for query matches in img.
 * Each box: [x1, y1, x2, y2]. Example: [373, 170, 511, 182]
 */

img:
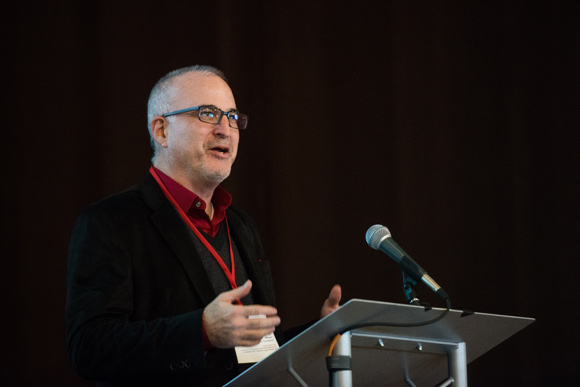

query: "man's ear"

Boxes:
[150, 116, 168, 148]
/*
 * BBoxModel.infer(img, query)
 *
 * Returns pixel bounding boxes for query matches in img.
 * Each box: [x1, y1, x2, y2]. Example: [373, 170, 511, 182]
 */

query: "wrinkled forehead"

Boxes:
[168, 72, 237, 111]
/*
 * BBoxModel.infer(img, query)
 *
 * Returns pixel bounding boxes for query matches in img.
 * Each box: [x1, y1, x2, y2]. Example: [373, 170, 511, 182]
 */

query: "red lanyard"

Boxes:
[149, 167, 242, 305]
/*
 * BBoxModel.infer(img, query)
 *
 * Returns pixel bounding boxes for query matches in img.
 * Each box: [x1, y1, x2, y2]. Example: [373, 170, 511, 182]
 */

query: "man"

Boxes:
[66, 65, 341, 386]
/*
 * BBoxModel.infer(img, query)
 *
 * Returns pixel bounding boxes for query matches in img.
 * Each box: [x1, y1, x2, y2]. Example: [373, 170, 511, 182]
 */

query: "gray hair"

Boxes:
[146, 65, 228, 160]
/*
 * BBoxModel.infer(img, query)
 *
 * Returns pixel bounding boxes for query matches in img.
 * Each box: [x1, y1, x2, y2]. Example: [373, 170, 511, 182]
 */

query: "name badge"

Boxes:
[234, 315, 280, 364]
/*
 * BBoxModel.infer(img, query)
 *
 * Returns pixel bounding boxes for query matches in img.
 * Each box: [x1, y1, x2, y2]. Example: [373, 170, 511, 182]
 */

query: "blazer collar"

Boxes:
[139, 173, 274, 307]
[140, 173, 217, 306]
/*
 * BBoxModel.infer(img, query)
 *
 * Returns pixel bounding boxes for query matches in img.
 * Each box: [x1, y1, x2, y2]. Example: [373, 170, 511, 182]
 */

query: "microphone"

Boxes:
[365, 225, 448, 300]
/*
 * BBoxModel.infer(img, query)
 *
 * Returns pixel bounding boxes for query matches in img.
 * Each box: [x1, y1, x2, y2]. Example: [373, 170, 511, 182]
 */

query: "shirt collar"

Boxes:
[151, 166, 232, 217]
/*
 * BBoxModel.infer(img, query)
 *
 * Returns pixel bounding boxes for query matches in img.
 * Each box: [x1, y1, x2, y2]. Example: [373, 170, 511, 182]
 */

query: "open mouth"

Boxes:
[210, 146, 230, 155]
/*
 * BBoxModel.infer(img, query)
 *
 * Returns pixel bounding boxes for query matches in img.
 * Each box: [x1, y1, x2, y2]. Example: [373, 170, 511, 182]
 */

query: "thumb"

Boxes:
[328, 284, 342, 306]
[220, 280, 252, 302]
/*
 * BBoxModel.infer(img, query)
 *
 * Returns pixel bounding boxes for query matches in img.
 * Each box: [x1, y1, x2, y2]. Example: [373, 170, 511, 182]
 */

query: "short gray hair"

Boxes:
[146, 65, 228, 160]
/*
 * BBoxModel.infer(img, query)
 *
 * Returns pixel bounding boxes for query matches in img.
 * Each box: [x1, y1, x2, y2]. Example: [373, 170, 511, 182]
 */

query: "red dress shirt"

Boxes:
[151, 167, 232, 237]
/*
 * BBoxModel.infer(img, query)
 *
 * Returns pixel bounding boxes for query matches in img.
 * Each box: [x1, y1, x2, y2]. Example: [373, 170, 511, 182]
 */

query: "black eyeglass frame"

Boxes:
[162, 105, 248, 129]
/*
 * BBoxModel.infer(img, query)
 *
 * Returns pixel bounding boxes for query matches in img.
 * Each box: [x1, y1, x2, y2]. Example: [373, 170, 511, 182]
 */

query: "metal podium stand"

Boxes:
[225, 299, 534, 386]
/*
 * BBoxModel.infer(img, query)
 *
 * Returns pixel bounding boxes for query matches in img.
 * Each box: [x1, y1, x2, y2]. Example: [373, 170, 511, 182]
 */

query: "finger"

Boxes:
[243, 329, 274, 340]
[227, 318, 278, 347]
[219, 280, 252, 302]
[242, 304, 279, 318]
[237, 336, 268, 347]
[245, 315, 281, 329]
[328, 284, 342, 307]
[238, 326, 278, 344]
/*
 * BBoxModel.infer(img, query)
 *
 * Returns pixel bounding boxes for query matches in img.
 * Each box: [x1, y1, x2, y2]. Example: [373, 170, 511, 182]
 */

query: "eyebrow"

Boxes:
[202, 104, 239, 113]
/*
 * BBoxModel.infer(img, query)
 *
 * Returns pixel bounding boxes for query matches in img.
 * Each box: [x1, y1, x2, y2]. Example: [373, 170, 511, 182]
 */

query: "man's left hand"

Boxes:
[320, 284, 342, 318]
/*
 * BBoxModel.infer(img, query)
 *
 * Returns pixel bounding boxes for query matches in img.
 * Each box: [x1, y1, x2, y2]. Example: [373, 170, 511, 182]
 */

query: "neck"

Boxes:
[207, 201, 214, 220]
[153, 161, 218, 207]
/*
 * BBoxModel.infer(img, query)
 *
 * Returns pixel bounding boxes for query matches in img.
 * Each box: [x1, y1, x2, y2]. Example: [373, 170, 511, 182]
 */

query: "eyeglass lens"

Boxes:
[199, 106, 247, 129]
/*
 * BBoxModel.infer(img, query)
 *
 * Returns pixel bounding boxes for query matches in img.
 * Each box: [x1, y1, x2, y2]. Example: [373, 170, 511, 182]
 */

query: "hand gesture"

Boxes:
[320, 284, 342, 318]
[203, 280, 281, 348]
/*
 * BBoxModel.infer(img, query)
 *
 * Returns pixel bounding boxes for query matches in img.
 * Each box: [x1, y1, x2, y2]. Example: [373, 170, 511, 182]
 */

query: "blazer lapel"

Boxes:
[227, 209, 276, 307]
[140, 174, 217, 307]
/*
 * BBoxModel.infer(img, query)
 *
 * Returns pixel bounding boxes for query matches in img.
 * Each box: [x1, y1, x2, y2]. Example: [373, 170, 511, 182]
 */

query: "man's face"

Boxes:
[162, 72, 240, 188]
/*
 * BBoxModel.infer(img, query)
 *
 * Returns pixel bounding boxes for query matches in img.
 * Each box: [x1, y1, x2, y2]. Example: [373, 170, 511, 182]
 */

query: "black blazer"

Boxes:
[66, 174, 279, 386]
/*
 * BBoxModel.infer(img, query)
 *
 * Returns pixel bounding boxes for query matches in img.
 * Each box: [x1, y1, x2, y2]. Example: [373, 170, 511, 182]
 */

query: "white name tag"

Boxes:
[234, 315, 280, 364]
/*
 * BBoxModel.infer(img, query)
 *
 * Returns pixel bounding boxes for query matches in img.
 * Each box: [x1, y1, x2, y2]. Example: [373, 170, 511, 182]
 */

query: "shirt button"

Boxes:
[195, 201, 202, 208]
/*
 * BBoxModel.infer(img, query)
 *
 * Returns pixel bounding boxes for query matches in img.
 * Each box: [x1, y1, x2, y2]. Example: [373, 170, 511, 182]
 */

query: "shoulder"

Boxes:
[78, 185, 145, 223]
[77, 174, 163, 221]
[72, 175, 162, 235]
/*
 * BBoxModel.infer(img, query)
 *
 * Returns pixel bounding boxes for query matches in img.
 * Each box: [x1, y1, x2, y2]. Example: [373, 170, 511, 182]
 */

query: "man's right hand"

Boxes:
[202, 280, 281, 348]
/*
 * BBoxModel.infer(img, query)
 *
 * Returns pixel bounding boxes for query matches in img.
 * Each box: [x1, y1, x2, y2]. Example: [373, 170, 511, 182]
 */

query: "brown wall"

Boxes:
[3, 1, 579, 386]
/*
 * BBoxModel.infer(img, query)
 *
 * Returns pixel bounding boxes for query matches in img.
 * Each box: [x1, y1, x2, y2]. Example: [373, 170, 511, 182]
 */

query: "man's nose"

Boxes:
[214, 115, 232, 137]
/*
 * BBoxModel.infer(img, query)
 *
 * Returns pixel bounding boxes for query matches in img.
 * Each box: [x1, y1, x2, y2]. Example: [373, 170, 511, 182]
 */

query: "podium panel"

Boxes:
[225, 299, 534, 386]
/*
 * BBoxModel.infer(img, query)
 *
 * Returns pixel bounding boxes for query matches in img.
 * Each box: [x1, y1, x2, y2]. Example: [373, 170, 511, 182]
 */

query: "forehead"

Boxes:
[169, 72, 236, 110]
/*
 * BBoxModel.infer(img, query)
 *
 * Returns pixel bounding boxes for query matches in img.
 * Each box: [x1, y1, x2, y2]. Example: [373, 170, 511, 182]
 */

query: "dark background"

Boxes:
[3, 1, 579, 386]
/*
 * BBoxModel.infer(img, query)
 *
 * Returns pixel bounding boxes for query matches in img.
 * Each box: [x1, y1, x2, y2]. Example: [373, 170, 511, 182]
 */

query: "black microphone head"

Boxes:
[365, 224, 392, 250]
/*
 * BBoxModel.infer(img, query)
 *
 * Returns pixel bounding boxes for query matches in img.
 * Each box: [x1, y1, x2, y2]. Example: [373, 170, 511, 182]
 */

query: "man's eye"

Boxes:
[200, 108, 219, 118]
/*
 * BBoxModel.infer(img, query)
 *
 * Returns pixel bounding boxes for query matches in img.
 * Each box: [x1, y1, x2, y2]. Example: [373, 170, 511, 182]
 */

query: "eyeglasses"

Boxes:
[162, 105, 248, 129]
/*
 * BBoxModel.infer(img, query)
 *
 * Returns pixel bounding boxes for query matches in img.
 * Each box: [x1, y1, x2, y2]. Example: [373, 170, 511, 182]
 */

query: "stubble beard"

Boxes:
[200, 140, 235, 185]
[197, 155, 233, 186]
[199, 165, 231, 185]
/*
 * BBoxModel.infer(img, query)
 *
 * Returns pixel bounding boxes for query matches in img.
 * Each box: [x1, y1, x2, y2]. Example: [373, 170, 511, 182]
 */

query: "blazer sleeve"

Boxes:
[65, 200, 207, 383]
